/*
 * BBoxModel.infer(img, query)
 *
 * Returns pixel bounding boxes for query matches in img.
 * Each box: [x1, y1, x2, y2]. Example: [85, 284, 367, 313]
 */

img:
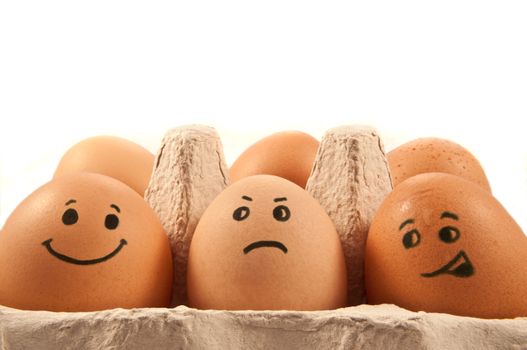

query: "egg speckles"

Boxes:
[0, 173, 173, 311]
[387, 138, 491, 191]
[365, 173, 527, 318]
[187, 175, 347, 311]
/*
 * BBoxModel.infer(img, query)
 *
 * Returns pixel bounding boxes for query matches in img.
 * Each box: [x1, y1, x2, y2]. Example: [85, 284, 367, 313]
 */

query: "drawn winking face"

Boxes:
[365, 172, 527, 318]
[399, 211, 475, 278]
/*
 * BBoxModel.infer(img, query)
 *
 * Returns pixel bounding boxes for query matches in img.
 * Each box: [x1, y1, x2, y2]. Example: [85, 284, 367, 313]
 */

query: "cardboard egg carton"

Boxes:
[1, 125, 526, 349]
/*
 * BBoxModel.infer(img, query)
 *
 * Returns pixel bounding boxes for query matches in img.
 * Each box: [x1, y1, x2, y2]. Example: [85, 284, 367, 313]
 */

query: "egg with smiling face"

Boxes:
[187, 175, 347, 311]
[0, 173, 173, 311]
[365, 172, 527, 319]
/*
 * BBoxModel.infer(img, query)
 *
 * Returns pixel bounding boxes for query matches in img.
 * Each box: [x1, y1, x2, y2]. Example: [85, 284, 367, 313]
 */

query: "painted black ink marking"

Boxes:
[242, 195, 253, 201]
[273, 197, 287, 202]
[42, 238, 128, 265]
[421, 250, 474, 278]
[441, 211, 459, 220]
[399, 219, 414, 231]
[273, 205, 290, 222]
[65, 199, 77, 206]
[438, 226, 460, 243]
[243, 240, 288, 254]
[233, 206, 250, 221]
[402, 229, 421, 249]
[62, 208, 78, 225]
[110, 204, 121, 213]
[105, 214, 119, 230]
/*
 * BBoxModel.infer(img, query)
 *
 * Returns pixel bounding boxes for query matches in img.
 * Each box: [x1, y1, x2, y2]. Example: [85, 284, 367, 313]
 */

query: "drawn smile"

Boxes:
[421, 250, 474, 278]
[42, 238, 128, 265]
[243, 240, 288, 254]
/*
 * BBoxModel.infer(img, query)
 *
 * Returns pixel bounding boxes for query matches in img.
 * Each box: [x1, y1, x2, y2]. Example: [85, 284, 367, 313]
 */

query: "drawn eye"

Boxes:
[439, 226, 460, 243]
[62, 208, 78, 225]
[105, 214, 119, 230]
[402, 229, 421, 249]
[233, 206, 250, 221]
[273, 205, 291, 222]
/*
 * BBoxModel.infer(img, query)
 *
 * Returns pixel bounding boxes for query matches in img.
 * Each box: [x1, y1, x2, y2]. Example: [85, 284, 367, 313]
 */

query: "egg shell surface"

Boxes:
[387, 137, 491, 191]
[54, 136, 154, 195]
[0, 173, 173, 311]
[365, 172, 526, 318]
[187, 175, 347, 311]
[229, 131, 319, 188]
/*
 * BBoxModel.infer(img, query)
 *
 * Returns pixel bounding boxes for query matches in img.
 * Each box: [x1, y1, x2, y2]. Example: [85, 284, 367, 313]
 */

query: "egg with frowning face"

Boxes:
[0, 173, 173, 311]
[187, 175, 347, 311]
[365, 172, 527, 319]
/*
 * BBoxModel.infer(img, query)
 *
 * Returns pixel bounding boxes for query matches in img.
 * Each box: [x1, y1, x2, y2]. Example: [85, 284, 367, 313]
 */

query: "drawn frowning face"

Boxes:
[187, 175, 347, 311]
[233, 194, 291, 255]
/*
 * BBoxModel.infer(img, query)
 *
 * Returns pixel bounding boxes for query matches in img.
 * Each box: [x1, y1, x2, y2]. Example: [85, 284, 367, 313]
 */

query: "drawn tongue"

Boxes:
[448, 255, 474, 277]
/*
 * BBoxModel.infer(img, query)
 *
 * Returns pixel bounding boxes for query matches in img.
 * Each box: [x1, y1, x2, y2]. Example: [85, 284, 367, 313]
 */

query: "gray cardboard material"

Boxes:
[1, 304, 527, 349]
[144, 125, 230, 306]
[306, 126, 392, 305]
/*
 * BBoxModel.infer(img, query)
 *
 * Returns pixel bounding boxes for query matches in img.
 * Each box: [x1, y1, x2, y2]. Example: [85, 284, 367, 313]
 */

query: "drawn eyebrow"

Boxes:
[399, 219, 414, 231]
[65, 199, 76, 206]
[242, 195, 253, 201]
[274, 197, 287, 202]
[441, 211, 459, 220]
[110, 204, 121, 213]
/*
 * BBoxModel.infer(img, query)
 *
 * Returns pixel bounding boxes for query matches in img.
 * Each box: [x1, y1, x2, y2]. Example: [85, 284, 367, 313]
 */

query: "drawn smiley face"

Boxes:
[399, 211, 474, 278]
[41, 199, 127, 265]
[187, 175, 347, 311]
[233, 195, 291, 255]
[0, 172, 173, 311]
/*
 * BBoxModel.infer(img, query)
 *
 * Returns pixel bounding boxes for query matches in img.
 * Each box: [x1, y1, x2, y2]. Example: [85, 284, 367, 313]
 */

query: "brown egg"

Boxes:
[365, 172, 527, 318]
[387, 137, 491, 191]
[229, 131, 319, 188]
[54, 136, 154, 195]
[0, 173, 173, 311]
[187, 175, 347, 311]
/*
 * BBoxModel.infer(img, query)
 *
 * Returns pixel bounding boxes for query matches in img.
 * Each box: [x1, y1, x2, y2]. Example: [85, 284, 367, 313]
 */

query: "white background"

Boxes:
[1, 1, 526, 231]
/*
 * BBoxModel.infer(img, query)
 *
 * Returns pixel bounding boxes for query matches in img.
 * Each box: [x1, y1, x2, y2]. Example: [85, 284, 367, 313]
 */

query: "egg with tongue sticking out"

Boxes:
[365, 172, 527, 319]
[187, 175, 347, 311]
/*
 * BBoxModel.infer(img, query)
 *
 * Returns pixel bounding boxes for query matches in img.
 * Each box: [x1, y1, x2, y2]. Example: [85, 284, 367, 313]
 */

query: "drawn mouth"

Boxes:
[42, 238, 128, 265]
[421, 250, 474, 278]
[243, 240, 288, 254]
